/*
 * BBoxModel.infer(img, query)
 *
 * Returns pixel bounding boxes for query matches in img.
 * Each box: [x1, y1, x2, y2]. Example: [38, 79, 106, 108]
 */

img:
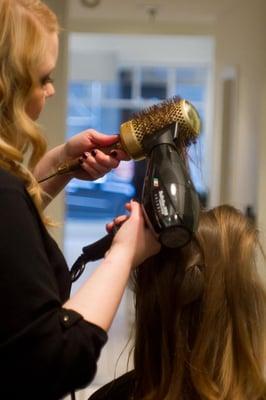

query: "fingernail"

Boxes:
[110, 151, 117, 158]
[82, 152, 88, 159]
[78, 157, 84, 165]
[91, 149, 97, 157]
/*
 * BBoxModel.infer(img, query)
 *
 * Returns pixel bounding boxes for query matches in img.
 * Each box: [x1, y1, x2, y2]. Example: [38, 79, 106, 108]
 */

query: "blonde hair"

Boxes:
[133, 205, 266, 399]
[0, 0, 59, 221]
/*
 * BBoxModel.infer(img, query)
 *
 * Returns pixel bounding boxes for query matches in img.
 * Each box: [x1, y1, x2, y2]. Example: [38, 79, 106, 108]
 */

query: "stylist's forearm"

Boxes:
[64, 246, 133, 331]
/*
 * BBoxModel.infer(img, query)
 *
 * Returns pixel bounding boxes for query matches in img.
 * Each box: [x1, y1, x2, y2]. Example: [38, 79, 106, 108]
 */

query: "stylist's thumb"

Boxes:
[129, 199, 141, 214]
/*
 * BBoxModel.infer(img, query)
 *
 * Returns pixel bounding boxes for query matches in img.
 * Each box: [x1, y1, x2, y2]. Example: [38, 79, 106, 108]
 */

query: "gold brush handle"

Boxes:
[57, 141, 123, 173]
[56, 158, 83, 175]
[38, 141, 122, 183]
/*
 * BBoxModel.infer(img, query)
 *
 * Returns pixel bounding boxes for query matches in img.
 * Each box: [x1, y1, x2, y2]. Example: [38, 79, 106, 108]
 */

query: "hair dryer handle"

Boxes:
[70, 222, 124, 282]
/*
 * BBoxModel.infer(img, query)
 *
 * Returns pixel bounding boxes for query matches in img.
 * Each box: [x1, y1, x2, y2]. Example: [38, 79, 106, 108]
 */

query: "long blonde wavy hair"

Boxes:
[0, 0, 59, 220]
[133, 205, 266, 400]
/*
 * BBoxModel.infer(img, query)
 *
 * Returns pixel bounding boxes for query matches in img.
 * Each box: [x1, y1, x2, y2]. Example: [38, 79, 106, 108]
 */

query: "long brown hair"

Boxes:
[132, 205, 266, 399]
[0, 0, 59, 221]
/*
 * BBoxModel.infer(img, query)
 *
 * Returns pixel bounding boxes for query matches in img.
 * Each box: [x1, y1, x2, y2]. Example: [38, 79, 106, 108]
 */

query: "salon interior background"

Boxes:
[41, 0, 266, 251]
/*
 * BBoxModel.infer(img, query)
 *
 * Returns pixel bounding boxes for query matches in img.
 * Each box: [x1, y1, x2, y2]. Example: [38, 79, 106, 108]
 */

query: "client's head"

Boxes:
[132, 204, 266, 400]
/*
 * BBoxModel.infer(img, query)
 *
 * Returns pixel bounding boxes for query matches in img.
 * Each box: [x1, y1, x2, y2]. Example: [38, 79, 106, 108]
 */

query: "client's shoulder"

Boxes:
[89, 371, 135, 400]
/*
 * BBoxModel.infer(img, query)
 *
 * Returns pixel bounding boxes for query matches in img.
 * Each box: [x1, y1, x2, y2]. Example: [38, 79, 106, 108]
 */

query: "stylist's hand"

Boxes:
[62, 129, 130, 181]
[107, 200, 161, 269]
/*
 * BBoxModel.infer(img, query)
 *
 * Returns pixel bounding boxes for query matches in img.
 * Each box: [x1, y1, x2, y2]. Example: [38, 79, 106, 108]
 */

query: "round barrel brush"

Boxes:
[38, 97, 201, 183]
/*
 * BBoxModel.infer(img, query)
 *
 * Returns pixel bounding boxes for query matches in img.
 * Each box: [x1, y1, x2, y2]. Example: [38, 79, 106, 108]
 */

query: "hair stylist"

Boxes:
[0, 1, 161, 399]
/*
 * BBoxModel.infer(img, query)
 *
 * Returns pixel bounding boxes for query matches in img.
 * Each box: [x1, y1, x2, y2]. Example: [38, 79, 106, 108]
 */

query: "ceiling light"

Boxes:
[80, 0, 101, 8]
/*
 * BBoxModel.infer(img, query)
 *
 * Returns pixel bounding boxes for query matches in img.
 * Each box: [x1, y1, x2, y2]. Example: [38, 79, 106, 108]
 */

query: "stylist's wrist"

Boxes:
[104, 242, 134, 270]
[57, 143, 71, 164]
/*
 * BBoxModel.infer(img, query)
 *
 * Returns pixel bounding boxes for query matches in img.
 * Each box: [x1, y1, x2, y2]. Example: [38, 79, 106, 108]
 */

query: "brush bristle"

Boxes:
[130, 96, 200, 148]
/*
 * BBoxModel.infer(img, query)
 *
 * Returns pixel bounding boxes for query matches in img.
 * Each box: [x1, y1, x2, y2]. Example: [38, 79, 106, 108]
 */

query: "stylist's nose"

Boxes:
[45, 83, 55, 98]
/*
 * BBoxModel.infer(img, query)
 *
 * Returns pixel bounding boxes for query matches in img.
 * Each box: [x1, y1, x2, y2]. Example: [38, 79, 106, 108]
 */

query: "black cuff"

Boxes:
[59, 308, 83, 329]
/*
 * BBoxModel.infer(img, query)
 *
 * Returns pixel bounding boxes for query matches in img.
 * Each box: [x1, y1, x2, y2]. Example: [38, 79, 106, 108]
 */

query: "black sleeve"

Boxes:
[0, 187, 107, 399]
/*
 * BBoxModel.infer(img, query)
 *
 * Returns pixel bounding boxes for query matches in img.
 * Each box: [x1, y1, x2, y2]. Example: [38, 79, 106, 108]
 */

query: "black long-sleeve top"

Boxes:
[0, 167, 107, 399]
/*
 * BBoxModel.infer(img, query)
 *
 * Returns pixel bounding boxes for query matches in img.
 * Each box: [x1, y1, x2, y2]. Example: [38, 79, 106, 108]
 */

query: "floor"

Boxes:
[64, 219, 135, 399]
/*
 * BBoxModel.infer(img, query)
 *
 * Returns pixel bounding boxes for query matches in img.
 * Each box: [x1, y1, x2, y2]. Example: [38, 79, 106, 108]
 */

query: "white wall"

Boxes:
[258, 69, 266, 253]
[69, 33, 214, 66]
[39, 0, 69, 247]
[210, 0, 266, 256]
[210, 0, 266, 209]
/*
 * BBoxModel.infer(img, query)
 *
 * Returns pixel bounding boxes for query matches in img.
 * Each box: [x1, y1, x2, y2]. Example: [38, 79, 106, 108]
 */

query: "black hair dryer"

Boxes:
[70, 122, 200, 282]
[141, 123, 200, 248]
[141, 121, 200, 248]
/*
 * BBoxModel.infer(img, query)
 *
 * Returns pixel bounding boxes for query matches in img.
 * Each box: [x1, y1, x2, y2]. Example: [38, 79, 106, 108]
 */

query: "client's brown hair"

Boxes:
[132, 205, 266, 400]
